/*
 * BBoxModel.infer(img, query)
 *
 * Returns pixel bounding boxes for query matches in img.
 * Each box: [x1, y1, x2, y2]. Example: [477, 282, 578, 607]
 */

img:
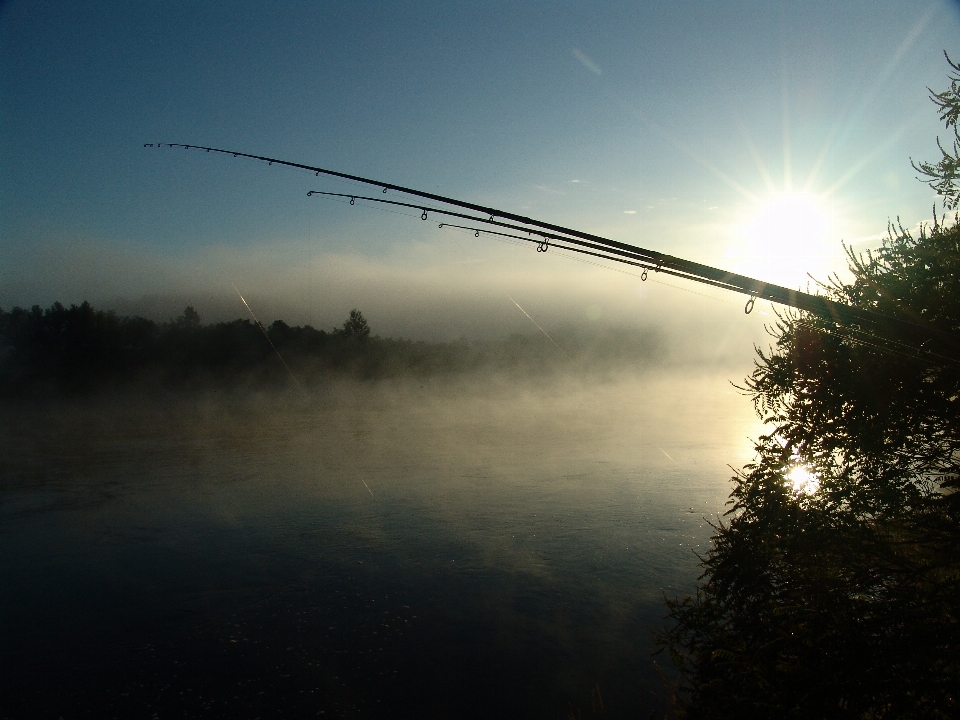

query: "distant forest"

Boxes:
[0, 301, 665, 396]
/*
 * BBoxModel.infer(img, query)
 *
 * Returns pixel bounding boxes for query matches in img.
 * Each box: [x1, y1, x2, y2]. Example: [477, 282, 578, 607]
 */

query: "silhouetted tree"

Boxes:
[659, 60, 960, 719]
[914, 52, 960, 209]
[0, 301, 162, 392]
[337, 309, 370, 339]
[268, 319, 290, 340]
[174, 305, 202, 329]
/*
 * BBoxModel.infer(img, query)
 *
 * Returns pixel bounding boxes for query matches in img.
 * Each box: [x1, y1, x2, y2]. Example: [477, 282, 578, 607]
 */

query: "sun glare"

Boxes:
[786, 465, 820, 496]
[728, 192, 840, 289]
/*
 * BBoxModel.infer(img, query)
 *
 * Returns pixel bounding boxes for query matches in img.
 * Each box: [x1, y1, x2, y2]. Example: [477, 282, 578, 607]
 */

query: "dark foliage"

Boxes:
[0, 301, 160, 393]
[659, 70, 960, 718]
[659, 222, 960, 720]
[913, 53, 960, 210]
[335, 308, 371, 339]
[0, 304, 663, 397]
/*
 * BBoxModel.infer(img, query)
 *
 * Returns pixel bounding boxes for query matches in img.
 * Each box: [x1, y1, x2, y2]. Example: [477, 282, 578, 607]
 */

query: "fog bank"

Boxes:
[0, 232, 772, 370]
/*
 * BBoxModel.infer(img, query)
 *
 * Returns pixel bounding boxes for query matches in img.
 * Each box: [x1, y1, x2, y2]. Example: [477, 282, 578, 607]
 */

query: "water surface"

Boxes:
[0, 370, 759, 719]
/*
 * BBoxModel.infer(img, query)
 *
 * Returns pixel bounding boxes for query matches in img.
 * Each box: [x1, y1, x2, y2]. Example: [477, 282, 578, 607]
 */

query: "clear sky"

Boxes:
[2, 0, 959, 347]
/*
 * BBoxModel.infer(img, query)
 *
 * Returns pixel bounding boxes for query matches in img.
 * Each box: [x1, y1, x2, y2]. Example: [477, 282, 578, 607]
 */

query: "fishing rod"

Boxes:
[145, 142, 960, 359]
[304, 191, 747, 294]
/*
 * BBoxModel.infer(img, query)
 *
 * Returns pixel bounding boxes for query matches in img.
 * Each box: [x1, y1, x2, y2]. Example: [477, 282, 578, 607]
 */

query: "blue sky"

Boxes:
[2, 0, 959, 344]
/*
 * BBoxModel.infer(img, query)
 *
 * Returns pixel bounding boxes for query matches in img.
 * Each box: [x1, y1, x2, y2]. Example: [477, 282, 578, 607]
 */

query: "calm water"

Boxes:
[0, 370, 759, 719]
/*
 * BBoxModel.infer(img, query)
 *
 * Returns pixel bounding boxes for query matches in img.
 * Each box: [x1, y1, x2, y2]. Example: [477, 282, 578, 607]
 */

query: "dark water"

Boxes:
[0, 372, 757, 719]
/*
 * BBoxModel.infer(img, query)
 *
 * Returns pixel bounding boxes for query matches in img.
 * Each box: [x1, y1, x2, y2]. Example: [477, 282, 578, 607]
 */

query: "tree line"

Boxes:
[0, 303, 663, 396]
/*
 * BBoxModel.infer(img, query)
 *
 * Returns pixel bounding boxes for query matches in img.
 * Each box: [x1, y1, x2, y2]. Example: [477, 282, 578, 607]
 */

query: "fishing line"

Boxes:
[658, 447, 678, 464]
[439, 220, 739, 314]
[441, 221, 734, 340]
[359, 477, 375, 497]
[440, 222, 532, 253]
[433, 222, 487, 259]
[432, 219, 748, 297]
[313, 191, 424, 221]
[233, 284, 302, 388]
[443, 220, 741, 306]
[439, 220, 732, 306]
[402, 215, 572, 360]
[308, 191, 668, 271]
[504, 292, 570, 359]
[549, 247, 740, 306]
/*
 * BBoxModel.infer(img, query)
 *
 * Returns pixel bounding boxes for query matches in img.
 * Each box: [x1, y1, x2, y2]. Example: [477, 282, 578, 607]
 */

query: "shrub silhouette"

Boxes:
[658, 57, 960, 719]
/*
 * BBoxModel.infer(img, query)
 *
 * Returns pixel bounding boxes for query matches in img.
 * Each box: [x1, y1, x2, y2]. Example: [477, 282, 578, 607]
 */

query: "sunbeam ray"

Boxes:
[803, 3, 937, 192]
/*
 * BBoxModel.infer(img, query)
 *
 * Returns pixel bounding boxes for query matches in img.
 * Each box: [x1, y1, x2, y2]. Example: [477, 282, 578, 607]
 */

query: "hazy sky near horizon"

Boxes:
[2, 0, 959, 347]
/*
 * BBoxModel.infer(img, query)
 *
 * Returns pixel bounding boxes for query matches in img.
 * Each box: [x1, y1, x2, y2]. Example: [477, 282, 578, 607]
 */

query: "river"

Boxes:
[0, 369, 759, 719]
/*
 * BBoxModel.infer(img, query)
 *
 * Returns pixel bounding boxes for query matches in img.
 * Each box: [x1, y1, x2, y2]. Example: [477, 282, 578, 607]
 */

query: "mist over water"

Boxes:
[0, 368, 758, 718]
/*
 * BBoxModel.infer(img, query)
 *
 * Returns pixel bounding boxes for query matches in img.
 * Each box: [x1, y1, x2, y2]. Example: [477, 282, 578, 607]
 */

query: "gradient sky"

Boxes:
[2, 0, 959, 345]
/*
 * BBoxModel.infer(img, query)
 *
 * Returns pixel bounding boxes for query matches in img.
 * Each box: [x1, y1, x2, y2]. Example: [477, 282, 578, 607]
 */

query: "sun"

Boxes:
[727, 192, 841, 289]
[748, 193, 829, 251]
[786, 465, 820, 496]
